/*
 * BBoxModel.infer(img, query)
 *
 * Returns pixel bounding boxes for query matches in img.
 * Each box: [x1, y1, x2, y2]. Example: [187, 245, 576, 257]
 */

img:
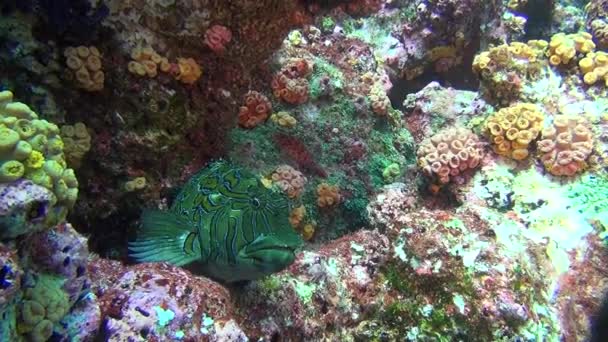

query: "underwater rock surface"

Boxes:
[1, 0, 608, 341]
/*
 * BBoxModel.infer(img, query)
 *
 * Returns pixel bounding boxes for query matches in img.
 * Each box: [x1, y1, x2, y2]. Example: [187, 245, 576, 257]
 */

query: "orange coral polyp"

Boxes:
[512, 149, 529, 160]
[271, 59, 312, 105]
[238, 91, 272, 129]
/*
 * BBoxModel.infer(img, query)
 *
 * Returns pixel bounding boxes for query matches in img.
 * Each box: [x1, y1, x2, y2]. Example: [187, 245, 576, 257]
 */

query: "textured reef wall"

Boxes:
[1, 0, 608, 341]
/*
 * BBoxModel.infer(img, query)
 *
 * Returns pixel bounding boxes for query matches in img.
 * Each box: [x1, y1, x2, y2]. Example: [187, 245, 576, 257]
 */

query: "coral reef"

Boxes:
[1, 1, 608, 341]
[237, 229, 390, 340]
[89, 259, 234, 341]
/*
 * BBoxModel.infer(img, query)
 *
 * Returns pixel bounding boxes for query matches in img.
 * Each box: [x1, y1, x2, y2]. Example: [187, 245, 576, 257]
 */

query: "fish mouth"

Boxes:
[258, 245, 296, 252]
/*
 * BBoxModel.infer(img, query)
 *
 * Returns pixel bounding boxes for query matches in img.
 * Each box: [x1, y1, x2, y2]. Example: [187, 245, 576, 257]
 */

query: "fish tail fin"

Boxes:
[129, 210, 200, 266]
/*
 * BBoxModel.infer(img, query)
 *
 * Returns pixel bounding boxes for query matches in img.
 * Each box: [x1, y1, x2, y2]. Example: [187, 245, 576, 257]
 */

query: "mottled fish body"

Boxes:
[129, 161, 302, 282]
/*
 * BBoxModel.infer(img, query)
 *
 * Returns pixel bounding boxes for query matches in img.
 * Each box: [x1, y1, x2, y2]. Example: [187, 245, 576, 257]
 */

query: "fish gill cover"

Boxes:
[0, 0, 608, 341]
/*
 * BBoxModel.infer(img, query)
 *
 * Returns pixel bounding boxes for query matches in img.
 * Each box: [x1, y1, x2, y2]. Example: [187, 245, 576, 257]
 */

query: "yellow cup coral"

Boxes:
[578, 51, 608, 86]
[548, 32, 595, 66]
[271, 111, 297, 128]
[301, 223, 315, 241]
[289, 205, 306, 227]
[0, 90, 79, 225]
[472, 41, 547, 104]
[485, 103, 544, 160]
[124, 177, 147, 192]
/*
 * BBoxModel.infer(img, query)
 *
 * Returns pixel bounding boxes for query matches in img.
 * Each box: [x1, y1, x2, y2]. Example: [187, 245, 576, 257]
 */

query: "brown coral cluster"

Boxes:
[316, 183, 340, 207]
[128, 47, 202, 85]
[271, 164, 307, 198]
[237, 91, 272, 128]
[289, 205, 306, 227]
[417, 127, 484, 184]
[271, 59, 313, 105]
[368, 83, 391, 116]
[485, 103, 544, 160]
[64, 46, 104, 92]
[585, 0, 608, 49]
[128, 46, 169, 78]
[60, 123, 91, 169]
[537, 115, 594, 176]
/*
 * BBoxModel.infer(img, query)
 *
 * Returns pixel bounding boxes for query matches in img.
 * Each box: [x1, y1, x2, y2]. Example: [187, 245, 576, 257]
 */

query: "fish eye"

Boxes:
[251, 197, 261, 208]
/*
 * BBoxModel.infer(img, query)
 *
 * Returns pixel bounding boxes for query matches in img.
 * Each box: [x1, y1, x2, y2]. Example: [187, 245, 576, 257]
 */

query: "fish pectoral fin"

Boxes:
[129, 210, 200, 267]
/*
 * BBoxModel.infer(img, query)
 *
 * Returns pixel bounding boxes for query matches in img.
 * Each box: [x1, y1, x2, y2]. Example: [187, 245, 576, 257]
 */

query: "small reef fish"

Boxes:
[129, 160, 303, 282]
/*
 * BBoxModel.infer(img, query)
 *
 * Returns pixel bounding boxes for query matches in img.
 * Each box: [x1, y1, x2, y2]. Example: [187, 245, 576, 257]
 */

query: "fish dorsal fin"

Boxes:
[129, 210, 202, 266]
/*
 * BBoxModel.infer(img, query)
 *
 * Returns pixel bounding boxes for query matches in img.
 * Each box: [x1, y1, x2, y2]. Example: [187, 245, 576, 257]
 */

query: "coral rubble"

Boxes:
[1, 0, 608, 340]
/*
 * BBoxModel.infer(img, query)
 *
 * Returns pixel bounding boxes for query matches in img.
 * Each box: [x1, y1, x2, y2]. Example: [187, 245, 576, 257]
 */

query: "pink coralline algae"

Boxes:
[367, 183, 418, 232]
[371, 206, 552, 337]
[89, 259, 235, 341]
[555, 235, 608, 340]
[238, 230, 390, 340]
[204, 25, 232, 54]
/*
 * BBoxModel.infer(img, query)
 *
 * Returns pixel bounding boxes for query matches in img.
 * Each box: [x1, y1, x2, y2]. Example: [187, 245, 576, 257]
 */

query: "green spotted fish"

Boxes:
[129, 161, 303, 282]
